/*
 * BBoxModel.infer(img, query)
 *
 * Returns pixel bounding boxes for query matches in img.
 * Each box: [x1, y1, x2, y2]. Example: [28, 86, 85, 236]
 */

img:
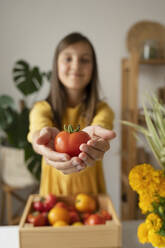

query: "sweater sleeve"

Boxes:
[91, 101, 115, 130]
[27, 101, 54, 143]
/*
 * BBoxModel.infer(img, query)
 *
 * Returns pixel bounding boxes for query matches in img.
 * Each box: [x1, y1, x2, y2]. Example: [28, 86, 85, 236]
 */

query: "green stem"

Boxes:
[64, 124, 80, 133]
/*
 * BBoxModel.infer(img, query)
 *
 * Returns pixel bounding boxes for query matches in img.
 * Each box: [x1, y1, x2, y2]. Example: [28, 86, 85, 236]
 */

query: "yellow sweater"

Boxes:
[28, 100, 114, 197]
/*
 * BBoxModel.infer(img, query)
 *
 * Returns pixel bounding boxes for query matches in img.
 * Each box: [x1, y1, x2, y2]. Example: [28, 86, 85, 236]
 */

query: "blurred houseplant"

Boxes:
[0, 60, 51, 182]
[122, 95, 165, 248]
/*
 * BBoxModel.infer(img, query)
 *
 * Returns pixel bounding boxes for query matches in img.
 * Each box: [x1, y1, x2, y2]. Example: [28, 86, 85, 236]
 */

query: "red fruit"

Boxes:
[41, 212, 49, 225]
[81, 212, 91, 222]
[55, 201, 68, 209]
[43, 194, 57, 211]
[33, 213, 47, 226]
[100, 209, 112, 221]
[54, 125, 90, 157]
[69, 210, 80, 224]
[27, 211, 47, 226]
[33, 200, 45, 212]
[67, 205, 77, 212]
[85, 214, 106, 225]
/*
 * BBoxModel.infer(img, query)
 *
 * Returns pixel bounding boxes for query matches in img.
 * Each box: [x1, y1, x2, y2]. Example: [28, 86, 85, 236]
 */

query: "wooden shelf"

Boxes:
[121, 52, 165, 220]
[140, 58, 165, 65]
[122, 20, 165, 220]
[123, 58, 165, 68]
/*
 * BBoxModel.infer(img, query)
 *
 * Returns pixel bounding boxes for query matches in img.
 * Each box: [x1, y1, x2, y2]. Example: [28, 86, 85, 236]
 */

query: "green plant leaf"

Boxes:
[26, 155, 41, 181]
[0, 95, 15, 109]
[0, 59, 51, 180]
[42, 71, 52, 81]
[0, 108, 14, 130]
[24, 142, 41, 181]
[17, 107, 30, 147]
[146, 135, 163, 169]
[121, 120, 150, 136]
[4, 111, 20, 147]
[153, 103, 165, 145]
[121, 94, 165, 170]
[143, 104, 162, 151]
[13, 60, 43, 96]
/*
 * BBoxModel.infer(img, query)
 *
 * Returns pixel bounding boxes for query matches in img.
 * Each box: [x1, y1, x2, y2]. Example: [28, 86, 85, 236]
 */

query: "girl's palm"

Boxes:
[36, 127, 59, 150]
[78, 125, 116, 166]
[82, 125, 116, 140]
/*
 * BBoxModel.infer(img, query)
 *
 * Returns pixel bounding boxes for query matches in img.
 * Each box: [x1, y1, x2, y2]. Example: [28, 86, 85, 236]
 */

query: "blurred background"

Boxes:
[1, 0, 165, 225]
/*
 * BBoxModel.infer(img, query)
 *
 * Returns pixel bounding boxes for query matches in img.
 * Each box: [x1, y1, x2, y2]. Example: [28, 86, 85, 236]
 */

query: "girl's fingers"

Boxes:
[78, 152, 95, 167]
[46, 162, 78, 174]
[71, 157, 86, 170]
[44, 157, 86, 174]
[44, 157, 74, 170]
[87, 138, 110, 152]
[83, 125, 116, 141]
[60, 168, 79, 175]
[37, 127, 59, 145]
[37, 131, 51, 145]
[79, 143, 104, 160]
[92, 126, 116, 140]
[61, 158, 86, 174]
[40, 145, 70, 161]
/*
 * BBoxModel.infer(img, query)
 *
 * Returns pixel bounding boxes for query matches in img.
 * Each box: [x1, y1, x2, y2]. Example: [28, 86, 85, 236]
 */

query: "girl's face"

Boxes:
[57, 42, 93, 91]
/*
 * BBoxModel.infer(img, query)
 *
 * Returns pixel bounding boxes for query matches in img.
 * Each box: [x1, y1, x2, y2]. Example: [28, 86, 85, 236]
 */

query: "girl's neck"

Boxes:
[66, 89, 85, 107]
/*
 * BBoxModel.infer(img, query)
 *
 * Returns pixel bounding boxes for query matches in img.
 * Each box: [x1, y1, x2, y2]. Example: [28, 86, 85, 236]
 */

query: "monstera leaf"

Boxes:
[0, 60, 52, 181]
[13, 60, 43, 96]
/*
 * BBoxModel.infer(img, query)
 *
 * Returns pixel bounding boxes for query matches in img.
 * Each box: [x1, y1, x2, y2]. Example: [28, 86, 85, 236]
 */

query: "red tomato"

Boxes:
[100, 209, 112, 221]
[55, 201, 68, 209]
[84, 214, 106, 225]
[69, 210, 80, 224]
[43, 194, 57, 212]
[33, 213, 47, 226]
[41, 212, 49, 225]
[27, 211, 47, 226]
[33, 200, 45, 212]
[80, 212, 91, 222]
[67, 205, 77, 212]
[54, 125, 90, 157]
[27, 213, 36, 224]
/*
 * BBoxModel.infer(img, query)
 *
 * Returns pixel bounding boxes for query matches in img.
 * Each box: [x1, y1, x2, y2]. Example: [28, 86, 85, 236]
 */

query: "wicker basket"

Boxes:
[0, 146, 38, 188]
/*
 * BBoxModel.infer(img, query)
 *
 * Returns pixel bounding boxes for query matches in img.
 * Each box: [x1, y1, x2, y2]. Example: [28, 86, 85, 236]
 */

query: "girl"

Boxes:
[27, 32, 116, 196]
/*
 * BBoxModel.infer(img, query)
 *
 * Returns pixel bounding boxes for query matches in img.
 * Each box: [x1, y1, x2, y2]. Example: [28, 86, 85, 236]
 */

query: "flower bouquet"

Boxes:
[122, 95, 165, 248]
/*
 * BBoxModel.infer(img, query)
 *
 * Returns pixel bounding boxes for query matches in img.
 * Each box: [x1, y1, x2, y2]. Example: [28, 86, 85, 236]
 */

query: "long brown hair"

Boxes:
[47, 32, 100, 130]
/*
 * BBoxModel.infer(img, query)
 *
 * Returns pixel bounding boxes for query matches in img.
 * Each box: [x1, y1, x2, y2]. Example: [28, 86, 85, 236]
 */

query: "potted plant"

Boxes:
[0, 60, 51, 186]
[122, 95, 165, 247]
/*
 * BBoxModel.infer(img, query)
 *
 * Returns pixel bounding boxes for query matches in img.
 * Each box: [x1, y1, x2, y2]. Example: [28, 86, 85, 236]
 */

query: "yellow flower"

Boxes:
[157, 171, 165, 197]
[146, 213, 162, 232]
[137, 222, 149, 244]
[129, 164, 160, 194]
[148, 230, 165, 248]
[138, 192, 154, 214]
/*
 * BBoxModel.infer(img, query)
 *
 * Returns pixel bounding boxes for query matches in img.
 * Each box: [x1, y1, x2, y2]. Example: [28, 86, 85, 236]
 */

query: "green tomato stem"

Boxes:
[64, 124, 80, 133]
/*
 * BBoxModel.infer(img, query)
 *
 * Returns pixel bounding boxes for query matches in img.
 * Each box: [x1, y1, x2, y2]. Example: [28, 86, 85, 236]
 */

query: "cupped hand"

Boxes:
[34, 127, 86, 174]
[78, 125, 116, 167]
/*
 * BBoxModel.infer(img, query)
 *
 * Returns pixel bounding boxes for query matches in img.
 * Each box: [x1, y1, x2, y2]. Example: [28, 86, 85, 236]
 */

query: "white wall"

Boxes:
[1, 0, 165, 217]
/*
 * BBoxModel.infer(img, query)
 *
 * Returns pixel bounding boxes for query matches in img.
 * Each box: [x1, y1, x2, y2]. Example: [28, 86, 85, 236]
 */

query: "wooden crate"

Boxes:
[19, 194, 122, 248]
